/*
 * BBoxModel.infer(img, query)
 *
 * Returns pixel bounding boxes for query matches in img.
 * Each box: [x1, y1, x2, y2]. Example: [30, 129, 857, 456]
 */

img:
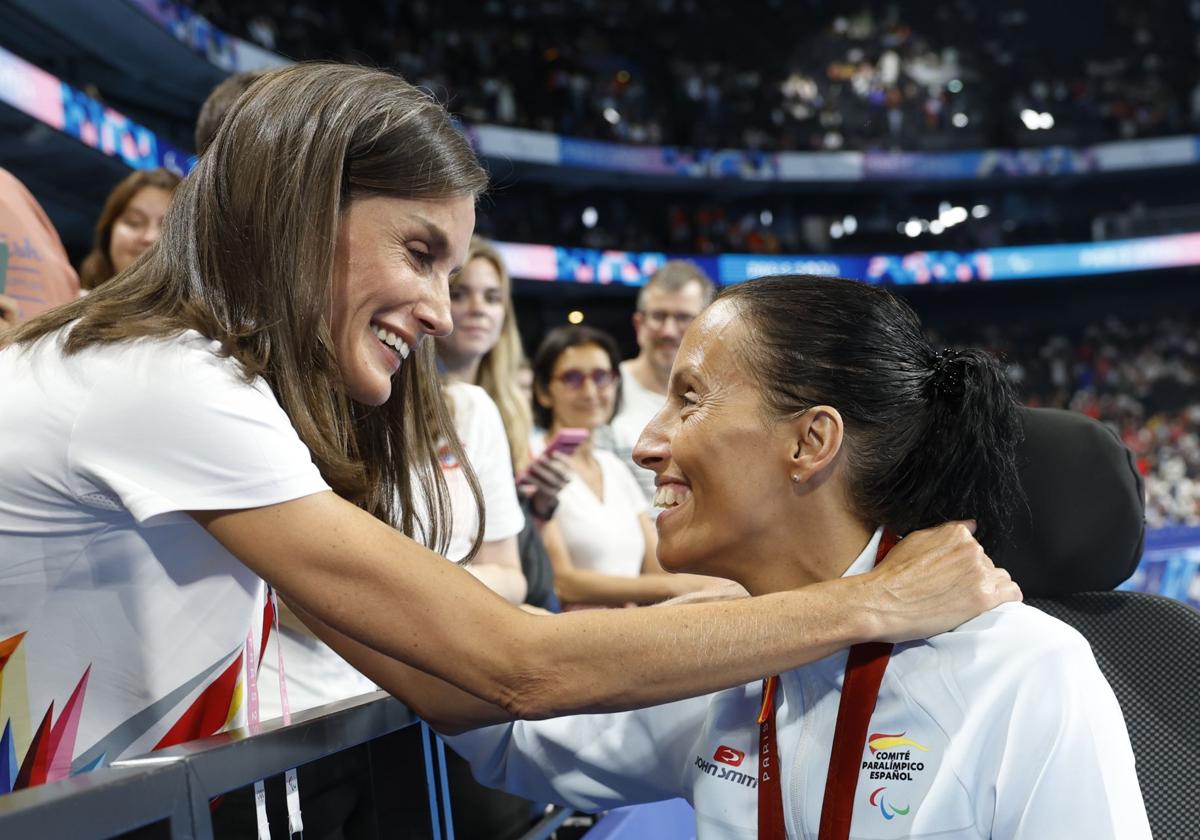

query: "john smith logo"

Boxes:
[713, 745, 745, 767]
[870, 787, 911, 820]
[868, 732, 929, 754]
[694, 751, 757, 789]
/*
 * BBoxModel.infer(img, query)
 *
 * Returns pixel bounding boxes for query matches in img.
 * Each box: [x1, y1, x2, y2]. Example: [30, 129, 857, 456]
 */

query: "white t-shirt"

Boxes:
[427, 382, 526, 562]
[607, 359, 666, 503]
[0, 327, 328, 787]
[534, 433, 649, 579]
[449, 529, 1151, 840]
[260, 382, 525, 718]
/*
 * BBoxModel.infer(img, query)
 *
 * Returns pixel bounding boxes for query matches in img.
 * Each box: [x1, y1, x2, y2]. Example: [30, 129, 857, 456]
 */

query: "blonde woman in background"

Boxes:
[436, 238, 574, 612]
[437, 238, 532, 472]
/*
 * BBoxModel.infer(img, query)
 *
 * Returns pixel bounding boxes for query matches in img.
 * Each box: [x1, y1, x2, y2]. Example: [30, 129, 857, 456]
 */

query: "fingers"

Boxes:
[523, 455, 572, 494]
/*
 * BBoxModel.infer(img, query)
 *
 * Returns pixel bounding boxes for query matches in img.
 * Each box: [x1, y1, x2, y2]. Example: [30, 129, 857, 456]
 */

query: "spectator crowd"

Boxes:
[189, 0, 1200, 153]
[940, 313, 1200, 528]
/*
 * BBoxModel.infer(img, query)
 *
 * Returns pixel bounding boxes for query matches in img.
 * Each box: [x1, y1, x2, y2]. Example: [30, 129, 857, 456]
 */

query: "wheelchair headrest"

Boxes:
[991, 407, 1145, 597]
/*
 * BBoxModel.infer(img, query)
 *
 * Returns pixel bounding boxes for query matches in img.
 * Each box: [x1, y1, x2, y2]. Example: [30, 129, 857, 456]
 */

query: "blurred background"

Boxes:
[2, 0, 1198, 592]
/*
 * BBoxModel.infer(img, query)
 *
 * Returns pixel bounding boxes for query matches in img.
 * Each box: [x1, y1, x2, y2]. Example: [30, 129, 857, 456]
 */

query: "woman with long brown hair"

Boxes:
[0, 63, 1016, 787]
[78, 167, 181, 291]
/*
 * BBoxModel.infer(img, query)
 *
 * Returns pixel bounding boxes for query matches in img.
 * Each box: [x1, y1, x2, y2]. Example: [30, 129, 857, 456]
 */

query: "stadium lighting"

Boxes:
[1020, 109, 1056, 130]
[929, 220, 946, 235]
[581, 206, 599, 228]
[972, 204, 991, 219]
[940, 205, 969, 227]
[830, 221, 844, 239]
[948, 79, 964, 93]
[567, 310, 585, 324]
[904, 219, 922, 238]
[760, 209, 774, 226]
[842, 214, 858, 235]
[603, 107, 621, 125]
[952, 112, 969, 128]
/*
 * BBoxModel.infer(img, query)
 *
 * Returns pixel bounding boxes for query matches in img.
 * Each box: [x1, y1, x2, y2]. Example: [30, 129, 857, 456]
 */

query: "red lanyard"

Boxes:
[757, 531, 899, 840]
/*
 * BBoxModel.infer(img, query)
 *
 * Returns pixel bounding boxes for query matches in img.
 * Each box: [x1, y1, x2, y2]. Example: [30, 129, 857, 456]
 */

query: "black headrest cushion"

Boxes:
[991, 407, 1146, 597]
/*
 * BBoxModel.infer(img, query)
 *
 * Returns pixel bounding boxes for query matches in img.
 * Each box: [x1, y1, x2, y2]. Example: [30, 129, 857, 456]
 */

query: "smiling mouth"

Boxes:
[653, 485, 692, 509]
[370, 323, 411, 360]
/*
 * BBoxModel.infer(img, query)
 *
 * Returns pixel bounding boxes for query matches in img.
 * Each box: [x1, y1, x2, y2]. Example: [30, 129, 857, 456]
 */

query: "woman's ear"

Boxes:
[788, 406, 844, 487]
[534, 380, 553, 410]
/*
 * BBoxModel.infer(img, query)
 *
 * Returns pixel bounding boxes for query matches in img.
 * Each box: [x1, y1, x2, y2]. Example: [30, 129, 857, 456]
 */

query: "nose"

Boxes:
[633, 402, 673, 475]
[659, 318, 682, 339]
[143, 220, 163, 246]
[466, 291, 488, 314]
[415, 282, 454, 337]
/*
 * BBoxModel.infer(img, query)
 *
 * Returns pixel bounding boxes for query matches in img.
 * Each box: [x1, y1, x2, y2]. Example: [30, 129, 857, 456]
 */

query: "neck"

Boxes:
[738, 499, 874, 597]
[440, 352, 481, 386]
[627, 355, 670, 395]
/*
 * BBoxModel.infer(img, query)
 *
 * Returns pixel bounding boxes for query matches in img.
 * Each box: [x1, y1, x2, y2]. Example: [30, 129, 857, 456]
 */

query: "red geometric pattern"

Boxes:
[13, 704, 54, 790]
[152, 652, 244, 751]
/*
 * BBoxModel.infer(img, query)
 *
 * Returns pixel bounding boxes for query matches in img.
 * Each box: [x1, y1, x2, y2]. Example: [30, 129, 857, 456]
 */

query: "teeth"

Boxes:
[371, 324, 411, 359]
[653, 485, 691, 509]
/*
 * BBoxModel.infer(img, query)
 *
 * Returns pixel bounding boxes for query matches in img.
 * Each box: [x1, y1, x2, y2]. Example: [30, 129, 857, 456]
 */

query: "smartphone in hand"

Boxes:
[517, 427, 589, 483]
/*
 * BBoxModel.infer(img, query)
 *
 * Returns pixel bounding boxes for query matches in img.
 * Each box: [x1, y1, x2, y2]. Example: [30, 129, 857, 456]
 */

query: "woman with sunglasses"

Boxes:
[531, 325, 719, 606]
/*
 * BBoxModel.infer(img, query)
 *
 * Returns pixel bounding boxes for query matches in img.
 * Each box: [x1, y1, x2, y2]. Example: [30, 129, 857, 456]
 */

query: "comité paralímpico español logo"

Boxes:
[862, 732, 930, 820]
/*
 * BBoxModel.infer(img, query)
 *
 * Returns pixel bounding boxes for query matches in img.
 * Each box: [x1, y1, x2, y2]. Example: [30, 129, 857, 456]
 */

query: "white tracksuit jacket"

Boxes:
[448, 529, 1151, 839]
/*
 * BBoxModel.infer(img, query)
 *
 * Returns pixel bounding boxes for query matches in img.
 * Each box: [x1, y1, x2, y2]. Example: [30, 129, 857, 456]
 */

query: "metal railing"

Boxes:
[0, 692, 574, 840]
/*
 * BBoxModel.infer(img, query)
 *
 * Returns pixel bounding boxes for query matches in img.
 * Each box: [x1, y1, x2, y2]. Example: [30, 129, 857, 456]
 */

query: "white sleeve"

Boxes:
[70, 339, 329, 523]
[990, 634, 1151, 840]
[444, 695, 709, 812]
[455, 386, 524, 543]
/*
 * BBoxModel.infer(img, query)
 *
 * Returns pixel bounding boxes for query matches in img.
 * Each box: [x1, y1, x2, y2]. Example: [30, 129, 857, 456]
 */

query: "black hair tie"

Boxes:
[929, 349, 965, 401]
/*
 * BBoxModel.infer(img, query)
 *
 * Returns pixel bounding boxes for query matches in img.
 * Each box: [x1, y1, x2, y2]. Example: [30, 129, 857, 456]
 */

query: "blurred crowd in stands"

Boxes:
[188, 0, 1200, 152]
[939, 313, 1200, 528]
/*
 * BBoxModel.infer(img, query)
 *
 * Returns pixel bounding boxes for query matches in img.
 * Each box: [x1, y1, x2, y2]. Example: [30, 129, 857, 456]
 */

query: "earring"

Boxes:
[790, 474, 801, 484]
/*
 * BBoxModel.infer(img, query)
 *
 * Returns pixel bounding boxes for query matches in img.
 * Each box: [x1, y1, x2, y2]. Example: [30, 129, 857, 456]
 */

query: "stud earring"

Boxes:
[790, 474, 801, 483]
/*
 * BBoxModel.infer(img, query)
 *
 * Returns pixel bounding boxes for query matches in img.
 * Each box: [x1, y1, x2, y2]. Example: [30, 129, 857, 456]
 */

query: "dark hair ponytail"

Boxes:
[720, 275, 1024, 549]
[860, 347, 1024, 546]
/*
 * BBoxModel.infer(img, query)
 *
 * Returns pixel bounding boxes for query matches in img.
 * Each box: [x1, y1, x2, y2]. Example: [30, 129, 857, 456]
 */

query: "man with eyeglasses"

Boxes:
[605, 261, 715, 501]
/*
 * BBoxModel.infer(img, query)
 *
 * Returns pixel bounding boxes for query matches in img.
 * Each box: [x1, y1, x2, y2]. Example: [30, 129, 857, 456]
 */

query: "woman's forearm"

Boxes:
[503, 577, 878, 718]
[552, 566, 687, 607]
[197, 498, 1012, 721]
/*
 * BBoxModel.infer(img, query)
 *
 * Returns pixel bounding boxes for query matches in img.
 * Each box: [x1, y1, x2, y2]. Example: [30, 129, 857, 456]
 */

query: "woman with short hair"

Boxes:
[529, 324, 715, 606]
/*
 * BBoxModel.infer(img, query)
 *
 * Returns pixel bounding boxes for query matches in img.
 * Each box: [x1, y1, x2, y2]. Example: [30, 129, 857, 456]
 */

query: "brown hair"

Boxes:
[195, 70, 269, 155]
[440, 237, 533, 473]
[10, 63, 490, 557]
[78, 168, 182, 291]
[636, 260, 716, 311]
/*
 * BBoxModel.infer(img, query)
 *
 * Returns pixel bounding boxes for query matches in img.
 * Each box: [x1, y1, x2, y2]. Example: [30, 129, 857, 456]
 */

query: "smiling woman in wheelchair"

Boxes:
[446, 274, 1151, 840]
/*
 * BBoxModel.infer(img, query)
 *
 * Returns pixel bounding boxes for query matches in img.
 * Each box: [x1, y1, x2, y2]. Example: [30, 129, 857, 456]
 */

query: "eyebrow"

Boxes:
[671, 363, 701, 389]
[408, 214, 463, 276]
